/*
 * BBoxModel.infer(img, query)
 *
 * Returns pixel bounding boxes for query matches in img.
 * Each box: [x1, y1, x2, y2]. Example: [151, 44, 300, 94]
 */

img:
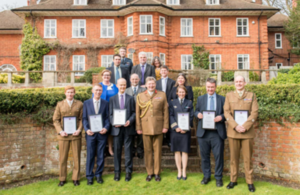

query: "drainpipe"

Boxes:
[258, 10, 263, 69]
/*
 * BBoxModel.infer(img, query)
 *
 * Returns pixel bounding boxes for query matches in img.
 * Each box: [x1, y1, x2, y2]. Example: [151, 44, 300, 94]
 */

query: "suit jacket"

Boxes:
[194, 94, 227, 140]
[106, 66, 130, 86]
[156, 78, 175, 102]
[131, 64, 156, 85]
[82, 98, 110, 133]
[125, 86, 146, 102]
[223, 90, 259, 139]
[53, 99, 83, 141]
[136, 90, 169, 135]
[169, 99, 194, 131]
[111, 57, 133, 73]
[170, 86, 194, 103]
[109, 94, 136, 136]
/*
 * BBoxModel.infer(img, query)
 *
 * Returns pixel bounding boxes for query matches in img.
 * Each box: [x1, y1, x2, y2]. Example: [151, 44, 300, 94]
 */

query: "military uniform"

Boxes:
[136, 90, 169, 175]
[223, 90, 258, 184]
[53, 99, 83, 181]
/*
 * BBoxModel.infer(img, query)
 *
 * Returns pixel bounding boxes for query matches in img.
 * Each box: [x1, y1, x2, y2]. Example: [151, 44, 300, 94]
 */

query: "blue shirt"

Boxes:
[207, 93, 217, 111]
[99, 82, 119, 101]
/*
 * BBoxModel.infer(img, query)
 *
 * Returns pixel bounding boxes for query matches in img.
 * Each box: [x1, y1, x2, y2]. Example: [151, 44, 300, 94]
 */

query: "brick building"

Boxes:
[2, 0, 298, 73]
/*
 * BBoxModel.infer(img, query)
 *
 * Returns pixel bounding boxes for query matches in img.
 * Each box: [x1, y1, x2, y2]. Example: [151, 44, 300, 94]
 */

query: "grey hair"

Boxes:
[138, 51, 147, 58]
[234, 75, 246, 82]
[145, 76, 156, 83]
[130, 73, 140, 80]
[206, 77, 217, 86]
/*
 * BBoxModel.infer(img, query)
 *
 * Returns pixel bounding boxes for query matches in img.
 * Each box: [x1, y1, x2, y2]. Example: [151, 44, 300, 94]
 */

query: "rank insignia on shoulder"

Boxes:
[174, 106, 177, 108]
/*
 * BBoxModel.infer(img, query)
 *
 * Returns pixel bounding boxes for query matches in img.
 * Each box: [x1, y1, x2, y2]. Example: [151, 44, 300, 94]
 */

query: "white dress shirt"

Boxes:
[132, 86, 139, 93]
[148, 91, 154, 96]
[161, 77, 168, 92]
[66, 99, 74, 107]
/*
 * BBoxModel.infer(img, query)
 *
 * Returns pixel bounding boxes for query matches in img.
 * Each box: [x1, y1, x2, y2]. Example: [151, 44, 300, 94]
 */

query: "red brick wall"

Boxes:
[0, 34, 23, 70]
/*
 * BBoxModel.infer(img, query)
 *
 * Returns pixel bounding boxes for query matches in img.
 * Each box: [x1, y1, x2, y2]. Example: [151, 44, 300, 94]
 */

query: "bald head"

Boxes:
[117, 78, 127, 94]
[234, 75, 246, 82]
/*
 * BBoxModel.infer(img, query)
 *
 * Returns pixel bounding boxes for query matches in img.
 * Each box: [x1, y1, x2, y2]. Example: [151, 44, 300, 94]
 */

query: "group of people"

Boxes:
[53, 49, 258, 193]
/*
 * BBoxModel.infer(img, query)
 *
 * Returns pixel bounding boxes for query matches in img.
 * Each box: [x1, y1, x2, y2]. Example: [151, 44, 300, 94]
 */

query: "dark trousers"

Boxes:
[132, 134, 144, 154]
[113, 127, 133, 173]
[198, 130, 224, 180]
[86, 133, 107, 179]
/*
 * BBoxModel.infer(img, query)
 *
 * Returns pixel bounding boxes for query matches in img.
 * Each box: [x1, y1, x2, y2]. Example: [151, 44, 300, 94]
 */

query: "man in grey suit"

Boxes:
[131, 51, 155, 87]
[125, 73, 146, 159]
[109, 78, 136, 182]
[194, 78, 226, 187]
[106, 54, 130, 86]
[111, 47, 133, 73]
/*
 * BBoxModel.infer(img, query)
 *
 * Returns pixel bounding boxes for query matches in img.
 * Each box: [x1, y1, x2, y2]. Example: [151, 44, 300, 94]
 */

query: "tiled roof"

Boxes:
[267, 13, 289, 27]
[0, 10, 24, 30]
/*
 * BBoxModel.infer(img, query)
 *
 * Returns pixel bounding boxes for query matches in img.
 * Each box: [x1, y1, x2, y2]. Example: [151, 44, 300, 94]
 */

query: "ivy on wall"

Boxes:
[192, 44, 210, 69]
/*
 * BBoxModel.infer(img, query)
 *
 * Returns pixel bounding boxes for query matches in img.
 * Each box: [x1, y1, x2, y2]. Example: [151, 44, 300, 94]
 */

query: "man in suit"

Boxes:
[136, 77, 169, 182]
[109, 78, 136, 182]
[111, 47, 133, 73]
[107, 54, 130, 86]
[125, 73, 146, 159]
[194, 78, 226, 187]
[131, 51, 155, 87]
[53, 86, 83, 187]
[82, 84, 110, 185]
[156, 65, 175, 102]
[224, 75, 258, 192]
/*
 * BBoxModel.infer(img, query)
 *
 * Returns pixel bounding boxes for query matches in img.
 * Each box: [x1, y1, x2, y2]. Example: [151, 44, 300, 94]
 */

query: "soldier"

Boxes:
[223, 75, 259, 192]
[136, 77, 169, 182]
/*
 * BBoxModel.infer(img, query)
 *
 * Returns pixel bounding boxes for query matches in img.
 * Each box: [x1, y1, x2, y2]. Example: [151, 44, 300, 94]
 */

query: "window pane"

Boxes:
[108, 28, 113, 36]
[147, 24, 151, 33]
[210, 27, 214, 35]
[108, 20, 113, 27]
[215, 27, 219, 35]
[80, 28, 85, 36]
[141, 24, 146, 33]
[215, 19, 219, 26]
[141, 16, 145, 23]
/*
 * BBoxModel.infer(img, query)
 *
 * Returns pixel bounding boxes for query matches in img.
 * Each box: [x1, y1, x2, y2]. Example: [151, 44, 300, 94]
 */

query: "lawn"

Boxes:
[1, 170, 299, 195]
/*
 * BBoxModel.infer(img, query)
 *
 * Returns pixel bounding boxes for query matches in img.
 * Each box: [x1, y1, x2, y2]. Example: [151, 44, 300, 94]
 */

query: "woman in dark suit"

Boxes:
[169, 73, 193, 102]
[169, 86, 194, 180]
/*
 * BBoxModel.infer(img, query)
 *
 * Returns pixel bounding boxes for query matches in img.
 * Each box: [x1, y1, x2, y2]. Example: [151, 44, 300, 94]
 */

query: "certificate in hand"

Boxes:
[63, 116, 77, 135]
[113, 109, 127, 125]
[177, 112, 190, 131]
[234, 110, 249, 126]
[88, 114, 103, 132]
[202, 111, 216, 130]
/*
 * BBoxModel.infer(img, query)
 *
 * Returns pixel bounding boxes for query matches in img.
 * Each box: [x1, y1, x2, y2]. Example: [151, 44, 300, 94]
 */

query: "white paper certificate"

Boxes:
[63, 116, 77, 134]
[89, 114, 103, 132]
[234, 110, 249, 126]
[113, 109, 127, 125]
[177, 112, 190, 131]
[202, 111, 216, 130]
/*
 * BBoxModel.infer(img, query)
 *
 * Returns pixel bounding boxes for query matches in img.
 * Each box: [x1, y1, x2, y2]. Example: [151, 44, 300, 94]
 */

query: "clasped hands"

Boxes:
[114, 120, 130, 128]
[235, 125, 246, 133]
[86, 128, 108, 136]
[197, 113, 222, 122]
[137, 128, 168, 135]
[175, 128, 186, 134]
[60, 130, 81, 137]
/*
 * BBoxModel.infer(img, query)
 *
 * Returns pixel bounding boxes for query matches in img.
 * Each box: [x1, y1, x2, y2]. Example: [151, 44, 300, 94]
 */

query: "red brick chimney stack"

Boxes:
[244, 0, 263, 5]
[27, 0, 38, 6]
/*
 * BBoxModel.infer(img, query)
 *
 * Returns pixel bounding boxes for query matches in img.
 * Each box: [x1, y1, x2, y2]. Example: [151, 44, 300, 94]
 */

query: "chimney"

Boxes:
[27, 0, 38, 6]
[293, 0, 298, 8]
[244, 0, 263, 4]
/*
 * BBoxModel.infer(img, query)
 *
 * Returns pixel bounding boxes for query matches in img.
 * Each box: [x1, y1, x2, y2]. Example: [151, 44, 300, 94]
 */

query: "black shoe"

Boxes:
[125, 173, 132, 182]
[177, 176, 181, 180]
[201, 177, 211, 185]
[216, 179, 223, 187]
[96, 176, 103, 184]
[182, 176, 187, 180]
[248, 184, 255, 192]
[58, 181, 66, 187]
[73, 180, 80, 186]
[87, 179, 93, 185]
[155, 174, 161, 182]
[114, 173, 120, 181]
[227, 182, 238, 189]
[146, 175, 153, 182]
[137, 153, 144, 159]
[132, 153, 136, 158]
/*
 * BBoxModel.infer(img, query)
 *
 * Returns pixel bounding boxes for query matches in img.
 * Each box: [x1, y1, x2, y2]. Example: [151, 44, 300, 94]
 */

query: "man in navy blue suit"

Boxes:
[194, 78, 226, 187]
[83, 84, 110, 185]
[111, 47, 133, 73]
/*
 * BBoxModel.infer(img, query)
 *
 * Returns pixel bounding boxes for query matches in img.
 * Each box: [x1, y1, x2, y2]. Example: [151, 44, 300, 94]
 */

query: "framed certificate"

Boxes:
[234, 110, 249, 126]
[177, 112, 190, 131]
[113, 109, 127, 125]
[63, 116, 77, 135]
[202, 111, 216, 130]
[88, 114, 103, 133]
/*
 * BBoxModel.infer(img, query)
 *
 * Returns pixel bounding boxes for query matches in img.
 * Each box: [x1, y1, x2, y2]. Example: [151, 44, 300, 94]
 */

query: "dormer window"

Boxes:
[167, 0, 180, 5]
[74, 0, 87, 5]
[206, 0, 220, 5]
[113, 0, 126, 5]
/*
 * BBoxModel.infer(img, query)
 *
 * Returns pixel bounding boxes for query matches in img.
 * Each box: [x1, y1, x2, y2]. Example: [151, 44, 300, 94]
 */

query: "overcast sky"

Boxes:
[0, 0, 28, 11]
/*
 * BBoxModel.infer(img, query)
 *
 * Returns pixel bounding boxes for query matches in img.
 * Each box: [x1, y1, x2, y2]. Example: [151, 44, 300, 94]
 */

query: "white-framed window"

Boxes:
[159, 16, 165, 36]
[237, 18, 249, 36]
[206, 0, 220, 5]
[237, 54, 249, 69]
[167, 0, 180, 5]
[74, 0, 87, 5]
[101, 19, 114, 38]
[44, 55, 56, 71]
[140, 15, 153, 34]
[181, 55, 193, 70]
[101, 55, 114, 68]
[44, 19, 57, 38]
[160, 53, 166, 65]
[128, 53, 133, 60]
[127, 16, 133, 36]
[209, 55, 221, 73]
[209, 18, 221, 36]
[72, 19, 86, 38]
[181, 18, 193, 37]
[0, 64, 17, 72]
[73, 55, 85, 76]
[276, 63, 282, 69]
[113, 0, 126, 5]
[146, 52, 153, 64]
[275, 33, 282, 49]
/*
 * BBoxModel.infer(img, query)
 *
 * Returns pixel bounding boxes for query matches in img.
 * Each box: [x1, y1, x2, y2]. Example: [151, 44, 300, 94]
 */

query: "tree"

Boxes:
[0, 3, 19, 11]
[263, 0, 293, 15]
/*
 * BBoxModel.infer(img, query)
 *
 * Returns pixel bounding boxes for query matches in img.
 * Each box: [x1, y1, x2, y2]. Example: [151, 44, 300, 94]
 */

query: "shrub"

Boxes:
[269, 64, 300, 84]
[83, 67, 106, 84]
[278, 69, 290, 74]
[0, 74, 25, 84]
[249, 71, 260, 81]
[222, 71, 234, 81]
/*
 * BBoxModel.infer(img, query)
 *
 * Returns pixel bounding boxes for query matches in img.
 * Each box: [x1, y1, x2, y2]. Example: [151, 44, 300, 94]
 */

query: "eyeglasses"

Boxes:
[103, 74, 111, 77]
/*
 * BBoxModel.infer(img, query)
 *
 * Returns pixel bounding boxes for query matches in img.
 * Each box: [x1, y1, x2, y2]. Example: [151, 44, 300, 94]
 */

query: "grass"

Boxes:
[1, 170, 299, 195]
